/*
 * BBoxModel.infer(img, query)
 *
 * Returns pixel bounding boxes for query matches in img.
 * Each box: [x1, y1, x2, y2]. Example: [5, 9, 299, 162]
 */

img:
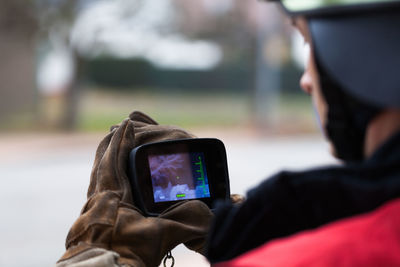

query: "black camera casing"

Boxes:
[128, 138, 230, 216]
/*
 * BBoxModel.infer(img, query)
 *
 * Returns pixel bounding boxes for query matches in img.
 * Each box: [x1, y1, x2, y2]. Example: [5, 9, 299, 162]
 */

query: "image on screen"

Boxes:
[148, 152, 211, 203]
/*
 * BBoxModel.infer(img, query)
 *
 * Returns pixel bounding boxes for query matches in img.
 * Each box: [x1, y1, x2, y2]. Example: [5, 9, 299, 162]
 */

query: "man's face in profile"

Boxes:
[293, 17, 339, 156]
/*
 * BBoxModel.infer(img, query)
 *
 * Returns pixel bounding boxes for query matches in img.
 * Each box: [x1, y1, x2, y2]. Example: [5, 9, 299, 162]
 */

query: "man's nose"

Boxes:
[300, 71, 313, 95]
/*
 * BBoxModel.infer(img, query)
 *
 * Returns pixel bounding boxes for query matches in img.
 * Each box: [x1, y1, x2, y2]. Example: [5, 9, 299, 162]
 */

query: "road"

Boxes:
[0, 131, 337, 267]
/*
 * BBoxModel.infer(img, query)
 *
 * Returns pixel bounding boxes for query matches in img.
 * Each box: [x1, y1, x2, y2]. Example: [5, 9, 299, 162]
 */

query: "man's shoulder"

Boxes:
[214, 198, 400, 267]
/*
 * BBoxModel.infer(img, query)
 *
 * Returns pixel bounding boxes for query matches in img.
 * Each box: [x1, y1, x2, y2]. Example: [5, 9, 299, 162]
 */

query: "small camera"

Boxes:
[128, 138, 230, 216]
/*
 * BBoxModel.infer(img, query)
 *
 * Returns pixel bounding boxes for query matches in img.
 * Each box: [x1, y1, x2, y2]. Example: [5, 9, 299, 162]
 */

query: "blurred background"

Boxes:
[0, 0, 337, 266]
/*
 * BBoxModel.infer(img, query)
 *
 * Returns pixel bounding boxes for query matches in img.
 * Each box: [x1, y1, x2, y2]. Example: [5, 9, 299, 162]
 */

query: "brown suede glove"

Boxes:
[58, 111, 213, 267]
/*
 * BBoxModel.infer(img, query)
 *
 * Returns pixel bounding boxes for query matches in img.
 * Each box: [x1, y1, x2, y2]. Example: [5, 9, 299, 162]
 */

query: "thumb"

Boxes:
[88, 119, 136, 203]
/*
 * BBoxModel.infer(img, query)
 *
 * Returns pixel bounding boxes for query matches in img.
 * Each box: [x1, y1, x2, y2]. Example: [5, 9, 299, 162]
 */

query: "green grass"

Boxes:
[76, 88, 315, 133]
[77, 89, 251, 131]
[0, 87, 316, 134]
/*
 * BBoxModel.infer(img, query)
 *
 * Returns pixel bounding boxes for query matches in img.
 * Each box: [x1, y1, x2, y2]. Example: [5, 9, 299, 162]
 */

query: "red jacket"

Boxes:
[214, 198, 400, 267]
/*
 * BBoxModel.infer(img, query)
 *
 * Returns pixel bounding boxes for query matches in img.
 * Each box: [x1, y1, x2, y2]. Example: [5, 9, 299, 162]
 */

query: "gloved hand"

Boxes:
[57, 111, 213, 267]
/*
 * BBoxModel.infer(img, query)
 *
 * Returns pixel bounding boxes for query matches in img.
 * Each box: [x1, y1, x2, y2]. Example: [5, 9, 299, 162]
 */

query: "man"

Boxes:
[206, 1, 400, 265]
[57, 0, 400, 266]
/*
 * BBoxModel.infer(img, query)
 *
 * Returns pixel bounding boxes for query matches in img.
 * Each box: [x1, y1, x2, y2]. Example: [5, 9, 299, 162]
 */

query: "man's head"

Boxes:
[266, 0, 400, 162]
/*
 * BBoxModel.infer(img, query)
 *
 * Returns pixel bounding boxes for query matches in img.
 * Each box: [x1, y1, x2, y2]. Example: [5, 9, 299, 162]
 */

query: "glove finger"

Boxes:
[110, 123, 121, 132]
[87, 130, 114, 198]
[134, 125, 196, 146]
[159, 200, 213, 254]
[129, 110, 159, 125]
[89, 119, 135, 203]
[112, 207, 161, 267]
[129, 111, 196, 146]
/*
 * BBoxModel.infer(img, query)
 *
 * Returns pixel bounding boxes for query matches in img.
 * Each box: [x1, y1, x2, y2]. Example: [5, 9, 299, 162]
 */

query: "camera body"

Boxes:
[128, 138, 230, 216]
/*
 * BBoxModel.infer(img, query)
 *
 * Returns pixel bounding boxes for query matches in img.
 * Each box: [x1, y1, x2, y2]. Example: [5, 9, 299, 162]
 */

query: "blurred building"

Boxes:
[0, 1, 37, 126]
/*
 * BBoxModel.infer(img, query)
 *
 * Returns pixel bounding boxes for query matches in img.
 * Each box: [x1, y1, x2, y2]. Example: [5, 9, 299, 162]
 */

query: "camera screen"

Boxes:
[148, 152, 211, 203]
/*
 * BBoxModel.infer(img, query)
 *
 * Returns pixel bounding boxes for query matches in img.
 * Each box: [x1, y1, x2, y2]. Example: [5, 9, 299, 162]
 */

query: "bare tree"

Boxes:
[36, 0, 83, 130]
